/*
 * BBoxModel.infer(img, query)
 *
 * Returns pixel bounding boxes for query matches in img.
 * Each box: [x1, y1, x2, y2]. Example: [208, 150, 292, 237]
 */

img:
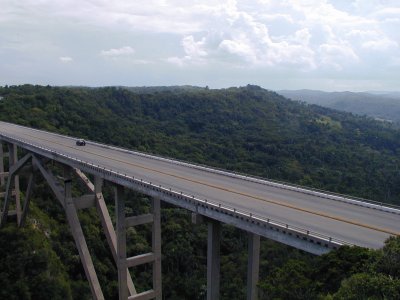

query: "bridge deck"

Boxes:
[1, 121, 399, 250]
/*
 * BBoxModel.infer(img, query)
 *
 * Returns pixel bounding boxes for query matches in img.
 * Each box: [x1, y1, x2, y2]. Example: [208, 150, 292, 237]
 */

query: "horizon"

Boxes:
[1, 83, 400, 95]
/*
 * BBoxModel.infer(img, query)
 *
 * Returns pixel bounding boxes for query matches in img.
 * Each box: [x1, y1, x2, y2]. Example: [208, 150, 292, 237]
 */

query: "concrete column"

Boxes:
[8, 144, 21, 223]
[152, 197, 162, 299]
[0, 143, 4, 187]
[115, 185, 128, 300]
[19, 173, 35, 227]
[207, 221, 221, 300]
[247, 233, 260, 300]
[64, 167, 104, 300]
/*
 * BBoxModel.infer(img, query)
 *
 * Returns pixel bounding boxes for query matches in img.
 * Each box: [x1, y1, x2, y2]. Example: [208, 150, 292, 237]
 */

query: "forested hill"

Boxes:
[1, 84, 400, 299]
[278, 89, 400, 124]
[1, 84, 399, 204]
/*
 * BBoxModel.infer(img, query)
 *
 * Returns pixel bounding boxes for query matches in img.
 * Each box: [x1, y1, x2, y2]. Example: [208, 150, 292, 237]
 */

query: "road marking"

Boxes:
[7, 127, 400, 237]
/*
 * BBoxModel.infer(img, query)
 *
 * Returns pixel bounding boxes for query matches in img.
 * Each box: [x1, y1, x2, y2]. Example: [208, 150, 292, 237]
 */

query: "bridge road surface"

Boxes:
[1, 121, 399, 249]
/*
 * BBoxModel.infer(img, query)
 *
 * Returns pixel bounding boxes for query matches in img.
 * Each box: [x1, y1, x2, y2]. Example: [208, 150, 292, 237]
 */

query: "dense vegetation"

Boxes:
[0, 84, 400, 299]
[279, 89, 400, 124]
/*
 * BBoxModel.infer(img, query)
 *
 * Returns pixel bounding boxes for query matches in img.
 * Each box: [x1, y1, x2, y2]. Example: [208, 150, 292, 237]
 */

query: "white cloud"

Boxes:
[100, 46, 135, 57]
[59, 56, 73, 63]
[182, 36, 207, 58]
[166, 56, 184, 67]
[319, 43, 359, 70]
[167, 35, 208, 66]
[362, 38, 398, 51]
[219, 39, 256, 63]
[1, 0, 400, 90]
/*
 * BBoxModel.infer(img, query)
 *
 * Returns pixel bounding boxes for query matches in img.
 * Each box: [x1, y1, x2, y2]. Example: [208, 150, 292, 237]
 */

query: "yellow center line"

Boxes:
[16, 129, 400, 236]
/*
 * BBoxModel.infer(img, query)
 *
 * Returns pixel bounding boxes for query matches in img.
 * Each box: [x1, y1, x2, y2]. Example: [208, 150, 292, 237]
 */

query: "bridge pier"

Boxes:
[115, 185, 162, 300]
[8, 143, 21, 224]
[207, 220, 221, 300]
[247, 233, 260, 300]
[75, 172, 138, 296]
[0, 142, 21, 226]
[194, 214, 260, 300]
[115, 185, 128, 300]
[64, 167, 105, 299]
[0, 143, 5, 186]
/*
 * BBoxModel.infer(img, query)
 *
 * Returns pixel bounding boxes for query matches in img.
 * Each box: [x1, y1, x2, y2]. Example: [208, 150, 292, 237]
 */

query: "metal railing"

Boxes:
[4, 121, 399, 212]
[0, 132, 356, 249]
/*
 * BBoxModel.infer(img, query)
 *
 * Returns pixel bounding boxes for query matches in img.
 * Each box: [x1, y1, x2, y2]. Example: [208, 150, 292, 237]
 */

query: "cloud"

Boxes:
[167, 35, 208, 66]
[1, 0, 400, 90]
[319, 43, 359, 70]
[362, 38, 398, 51]
[100, 46, 135, 57]
[59, 56, 73, 63]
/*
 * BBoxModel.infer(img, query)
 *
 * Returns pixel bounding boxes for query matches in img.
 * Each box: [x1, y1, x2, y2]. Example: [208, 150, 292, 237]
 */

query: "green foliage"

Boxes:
[259, 259, 316, 299]
[1, 84, 399, 203]
[374, 236, 400, 278]
[1, 84, 400, 299]
[332, 273, 400, 300]
[0, 224, 72, 299]
[314, 246, 377, 294]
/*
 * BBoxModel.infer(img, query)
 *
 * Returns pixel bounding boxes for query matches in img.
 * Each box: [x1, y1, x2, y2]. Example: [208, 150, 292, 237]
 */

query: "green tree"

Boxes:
[259, 259, 316, 299]
[374, 236, 400, 278]
[333, 273, 400, 300]
[0, 225, 72, 300]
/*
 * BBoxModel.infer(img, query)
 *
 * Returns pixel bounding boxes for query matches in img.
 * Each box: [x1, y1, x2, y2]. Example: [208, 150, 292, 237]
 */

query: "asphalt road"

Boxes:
[1, 121, 399, 249]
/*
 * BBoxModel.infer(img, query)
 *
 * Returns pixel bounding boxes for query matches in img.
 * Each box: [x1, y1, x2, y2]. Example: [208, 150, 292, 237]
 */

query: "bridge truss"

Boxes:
[2, 119, 372, 299]
[0, 139, 267, 300]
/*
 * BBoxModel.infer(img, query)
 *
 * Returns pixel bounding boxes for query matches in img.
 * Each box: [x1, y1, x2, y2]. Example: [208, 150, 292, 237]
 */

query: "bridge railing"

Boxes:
[4, 121, 399, 212]
[0, 132, 355, 249]
[85, 139, 400, 214]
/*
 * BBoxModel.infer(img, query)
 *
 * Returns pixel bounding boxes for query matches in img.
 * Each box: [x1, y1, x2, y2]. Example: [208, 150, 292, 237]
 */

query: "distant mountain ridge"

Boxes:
[278, 89, 400, 123]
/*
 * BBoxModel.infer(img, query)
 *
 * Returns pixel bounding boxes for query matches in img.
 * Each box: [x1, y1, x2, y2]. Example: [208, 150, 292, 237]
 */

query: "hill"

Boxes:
[278, 89, 400, 124]
[0, 84, 400, 299]
[1, 84, 399, 204]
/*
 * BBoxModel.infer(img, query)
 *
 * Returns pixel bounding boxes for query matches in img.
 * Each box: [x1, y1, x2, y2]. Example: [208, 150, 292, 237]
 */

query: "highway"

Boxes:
[1, 121, 399, 249]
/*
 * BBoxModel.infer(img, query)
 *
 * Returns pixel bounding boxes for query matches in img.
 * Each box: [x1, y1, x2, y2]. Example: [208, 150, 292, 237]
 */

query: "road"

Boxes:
[1, 121, 399, 249]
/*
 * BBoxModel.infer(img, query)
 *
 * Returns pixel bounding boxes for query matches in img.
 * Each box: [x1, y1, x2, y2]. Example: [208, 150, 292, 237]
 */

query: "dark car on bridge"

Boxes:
[76, 139, 86, 146]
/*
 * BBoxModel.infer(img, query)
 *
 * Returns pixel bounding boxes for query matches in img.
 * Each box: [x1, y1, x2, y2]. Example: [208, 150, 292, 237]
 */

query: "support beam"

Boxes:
[127, 253, 155, 268]
[19, 173, 35, 227]
[0, 144, 4, 186]
[247, 233, 260, 300]
[73, 195, 96, 210]
[128, 290, 157, 300]
[207, 220, 221, 300]
[9, 144, 21, 224]
[33, 157, 65, 208]
[125, 213, 154, 227]
[64, 167, 104, 300]
[1, 153, 32, 227]
[115, 185, 128, 300]
[74, 171, 137, 296]
[0, 172, 14, 226]
[0, 190, 16, 197]
[152, 198, 162, 300]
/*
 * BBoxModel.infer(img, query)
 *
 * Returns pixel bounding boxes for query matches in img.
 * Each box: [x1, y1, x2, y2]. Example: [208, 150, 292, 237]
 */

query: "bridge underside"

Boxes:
[0, 141, 268, 299]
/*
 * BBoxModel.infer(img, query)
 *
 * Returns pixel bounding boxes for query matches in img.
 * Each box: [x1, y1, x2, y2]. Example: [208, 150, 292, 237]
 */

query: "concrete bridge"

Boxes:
[1, 121, 399, 299]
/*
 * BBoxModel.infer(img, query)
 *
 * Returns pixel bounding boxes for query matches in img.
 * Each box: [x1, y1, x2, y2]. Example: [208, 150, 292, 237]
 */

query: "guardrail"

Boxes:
[87, 139, 400, 215]
[0, 132, 354, 250]
[3, 121, 399, 214]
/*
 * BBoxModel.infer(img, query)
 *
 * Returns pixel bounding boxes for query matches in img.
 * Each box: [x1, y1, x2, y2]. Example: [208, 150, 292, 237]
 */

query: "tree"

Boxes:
[332, 273, 400, 300]
[375, 236, 400, 278]
[259, 259, 316, 299]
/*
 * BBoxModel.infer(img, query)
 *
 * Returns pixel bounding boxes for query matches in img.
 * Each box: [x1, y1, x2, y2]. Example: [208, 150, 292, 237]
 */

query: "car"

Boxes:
[76, 139, 86, 146]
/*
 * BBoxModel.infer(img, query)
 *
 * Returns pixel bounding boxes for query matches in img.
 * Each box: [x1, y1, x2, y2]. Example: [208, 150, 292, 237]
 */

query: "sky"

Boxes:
[0, 0, 399, 91]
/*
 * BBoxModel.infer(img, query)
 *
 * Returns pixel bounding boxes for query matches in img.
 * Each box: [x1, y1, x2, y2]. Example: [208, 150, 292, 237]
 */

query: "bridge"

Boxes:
[0, 121, 399, 300]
